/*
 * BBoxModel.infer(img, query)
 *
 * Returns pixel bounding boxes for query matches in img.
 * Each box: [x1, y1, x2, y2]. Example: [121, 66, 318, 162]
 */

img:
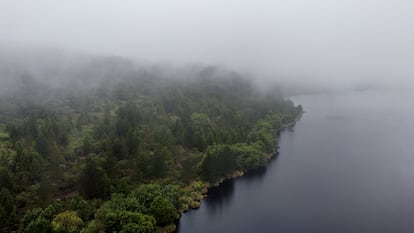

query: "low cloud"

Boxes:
[1, 0, 414, 90]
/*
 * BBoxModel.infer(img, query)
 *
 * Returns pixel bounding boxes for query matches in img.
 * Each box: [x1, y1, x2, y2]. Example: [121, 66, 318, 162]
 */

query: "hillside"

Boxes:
[0, 55, 302, 233]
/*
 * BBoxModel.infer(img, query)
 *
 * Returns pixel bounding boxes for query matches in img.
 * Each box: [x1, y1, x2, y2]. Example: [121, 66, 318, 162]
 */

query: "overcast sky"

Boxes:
[1, 0, 414, 89]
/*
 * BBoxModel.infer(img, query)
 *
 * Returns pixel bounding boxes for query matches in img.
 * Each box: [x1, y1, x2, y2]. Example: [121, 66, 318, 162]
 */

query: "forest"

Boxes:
[0, 54, 302, 233]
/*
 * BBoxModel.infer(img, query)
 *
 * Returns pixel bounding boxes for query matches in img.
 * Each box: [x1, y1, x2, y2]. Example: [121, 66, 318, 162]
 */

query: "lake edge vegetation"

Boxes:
[0, 57, 302, 233]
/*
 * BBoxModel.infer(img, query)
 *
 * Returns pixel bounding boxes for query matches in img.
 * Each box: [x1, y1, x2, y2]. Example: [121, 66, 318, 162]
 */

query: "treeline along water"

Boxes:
[0, 61, 302, 232]
[177, 90, 414, 233]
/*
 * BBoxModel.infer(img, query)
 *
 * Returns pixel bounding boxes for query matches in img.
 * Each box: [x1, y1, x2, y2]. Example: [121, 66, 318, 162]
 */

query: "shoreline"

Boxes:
[167, 111, 303, 232]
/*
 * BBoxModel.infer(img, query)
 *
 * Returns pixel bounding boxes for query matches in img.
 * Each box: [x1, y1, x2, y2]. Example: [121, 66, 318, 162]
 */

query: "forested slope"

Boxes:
[0, 54, 302, 233]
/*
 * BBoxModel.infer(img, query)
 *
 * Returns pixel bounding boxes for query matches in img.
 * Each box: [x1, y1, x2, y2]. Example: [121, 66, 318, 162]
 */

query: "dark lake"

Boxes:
[176, 90, 414, 233]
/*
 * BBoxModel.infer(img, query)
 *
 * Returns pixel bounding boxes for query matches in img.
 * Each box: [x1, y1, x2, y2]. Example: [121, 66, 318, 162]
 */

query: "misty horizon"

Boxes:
[1, 0, 414, 91]
[3, 2, 414, 233]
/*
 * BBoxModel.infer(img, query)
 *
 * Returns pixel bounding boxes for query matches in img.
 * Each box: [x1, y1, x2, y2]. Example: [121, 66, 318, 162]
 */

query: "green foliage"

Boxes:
[22, 216, 51, 233]
[199, 145, 238, 182]
[22, 208, 43, 227]
[118, 211, 156, 233]
[79, 158, 110, 199]
[130, 184, 162, 210]
[1, 63, 301, 231]
[231, 143, 268, 170]
[39, 202, 63, 220]
[95, 194, 144, 232]
[198, 112, 297, 183]
[95, 195, 156, 232]
[190, 113, 213, 150]
[149, 196, 177, 226]
[14, 144, 44, 185]
[96, 193, 143, 216]
[51, 211, 84, 233]
[22, 203, 69, 233]
[160, 185, 180, 209]
[115, 103, 141, 137]
[94, 184, 180, 231]
[0, 187, 17, 231]
[65, 197, 97, 221]
[248, 120, 275, 152]
[80, 220, 105, 233]
[0, 166, 14, 191]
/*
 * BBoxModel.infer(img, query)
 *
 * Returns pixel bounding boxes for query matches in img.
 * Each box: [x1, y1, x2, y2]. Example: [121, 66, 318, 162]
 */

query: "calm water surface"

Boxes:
[177, 90, 414, 233]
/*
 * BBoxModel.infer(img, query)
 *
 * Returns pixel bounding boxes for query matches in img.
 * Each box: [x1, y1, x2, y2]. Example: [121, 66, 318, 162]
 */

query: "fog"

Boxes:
[1, 0, 414, 90]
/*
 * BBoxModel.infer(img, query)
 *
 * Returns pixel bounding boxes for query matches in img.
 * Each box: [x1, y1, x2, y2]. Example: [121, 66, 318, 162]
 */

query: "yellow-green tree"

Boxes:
[51, 211, 84, 233]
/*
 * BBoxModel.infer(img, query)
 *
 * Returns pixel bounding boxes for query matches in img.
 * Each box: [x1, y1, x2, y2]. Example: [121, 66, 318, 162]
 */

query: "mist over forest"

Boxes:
[1, 1, 414, 233]
[0, 47, 286, 119]
[2, 0, 414, 91]
[0, 44, 302, 232]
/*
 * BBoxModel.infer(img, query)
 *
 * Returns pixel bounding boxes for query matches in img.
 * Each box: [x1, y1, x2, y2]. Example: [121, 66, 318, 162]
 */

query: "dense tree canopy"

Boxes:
[0, 58, 302, 232]
[79, 157, 111, 199]
[0, 187, 17, 232]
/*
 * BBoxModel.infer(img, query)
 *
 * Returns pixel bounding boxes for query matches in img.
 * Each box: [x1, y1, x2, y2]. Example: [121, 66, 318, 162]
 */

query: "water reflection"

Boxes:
[239, 164, 269, 186]
[204, 179, 235, 218]
[176, 155, 277, 231]
[178, 91, 414, 233]
[204, 155, 276, 212]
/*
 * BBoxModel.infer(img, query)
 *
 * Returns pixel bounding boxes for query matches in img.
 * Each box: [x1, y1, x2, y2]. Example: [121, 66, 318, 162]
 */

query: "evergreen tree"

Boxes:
[0, 187, 17, 231]
[79, 158, 110, 199]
